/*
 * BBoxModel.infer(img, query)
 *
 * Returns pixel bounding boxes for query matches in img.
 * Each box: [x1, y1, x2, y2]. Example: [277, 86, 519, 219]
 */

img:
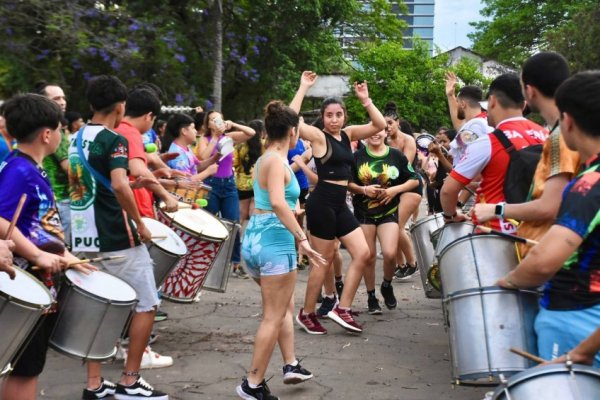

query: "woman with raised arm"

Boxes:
[236, 101, 325, 400]
[291, 71, 386, 334]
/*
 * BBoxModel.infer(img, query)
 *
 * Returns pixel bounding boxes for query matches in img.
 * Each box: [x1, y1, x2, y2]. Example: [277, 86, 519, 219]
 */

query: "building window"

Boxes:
[413, 27, 433, 38]
[414, 5, 434, 14]
[413, 16, 434, 26]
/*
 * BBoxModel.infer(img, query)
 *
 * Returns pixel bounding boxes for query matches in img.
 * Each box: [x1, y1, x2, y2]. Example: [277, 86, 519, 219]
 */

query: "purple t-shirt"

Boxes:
[167, 142, 200, 175]
[0, 151, 65, 254]
[212, 136, 233, 178]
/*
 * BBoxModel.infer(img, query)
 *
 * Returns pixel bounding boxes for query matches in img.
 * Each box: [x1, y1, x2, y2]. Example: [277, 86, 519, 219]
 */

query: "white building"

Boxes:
[441, 46, 515, 78]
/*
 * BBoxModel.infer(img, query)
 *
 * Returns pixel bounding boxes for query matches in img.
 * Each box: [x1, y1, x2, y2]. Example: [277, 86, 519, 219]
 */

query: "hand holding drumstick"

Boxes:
[0, 239, 16, 279]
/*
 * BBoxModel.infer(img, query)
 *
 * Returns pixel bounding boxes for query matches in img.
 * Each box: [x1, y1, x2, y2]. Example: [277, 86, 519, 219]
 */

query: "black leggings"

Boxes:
[305, 181, 359, 240]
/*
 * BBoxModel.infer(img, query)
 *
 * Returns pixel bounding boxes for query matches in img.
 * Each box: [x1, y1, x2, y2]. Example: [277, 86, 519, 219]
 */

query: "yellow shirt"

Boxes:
[234, 143, 254, 192]
[517, 128, 580, 256]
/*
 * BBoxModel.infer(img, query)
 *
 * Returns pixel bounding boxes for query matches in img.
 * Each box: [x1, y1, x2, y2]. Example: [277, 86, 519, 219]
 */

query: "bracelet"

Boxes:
[442, 211, 457, 220]
[363, 186, 367, 195]
[362, 98, 373, 108]
[299, 238, 308, 242]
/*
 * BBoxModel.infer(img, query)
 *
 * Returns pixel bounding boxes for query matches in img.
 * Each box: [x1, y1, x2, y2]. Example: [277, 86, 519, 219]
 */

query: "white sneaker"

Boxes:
[115, 345, 127, 361]
[140, 346, 173, 369]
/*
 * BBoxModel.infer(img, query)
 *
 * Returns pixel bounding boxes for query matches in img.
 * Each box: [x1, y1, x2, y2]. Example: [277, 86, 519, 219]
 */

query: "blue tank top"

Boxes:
[287, 139, 309, 190]
[254, 153, 300, 211]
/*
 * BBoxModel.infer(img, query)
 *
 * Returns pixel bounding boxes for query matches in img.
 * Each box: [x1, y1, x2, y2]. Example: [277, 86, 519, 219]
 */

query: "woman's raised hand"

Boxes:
[300, 71, 318, 88]
[354, 80, 369, 102]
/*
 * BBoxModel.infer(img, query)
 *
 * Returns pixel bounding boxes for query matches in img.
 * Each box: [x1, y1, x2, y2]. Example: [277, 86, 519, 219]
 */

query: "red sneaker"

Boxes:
[296, 308, 327, 335]
[327, 305, 363, 333]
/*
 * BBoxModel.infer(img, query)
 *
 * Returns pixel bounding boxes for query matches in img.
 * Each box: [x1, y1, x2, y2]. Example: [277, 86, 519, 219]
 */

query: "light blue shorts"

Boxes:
[241, 213, 297, 278]
[535, 303, 600, 367]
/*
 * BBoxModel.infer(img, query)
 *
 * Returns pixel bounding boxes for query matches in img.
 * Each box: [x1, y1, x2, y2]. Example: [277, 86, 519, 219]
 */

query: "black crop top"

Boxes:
[314, 130, 354, 180]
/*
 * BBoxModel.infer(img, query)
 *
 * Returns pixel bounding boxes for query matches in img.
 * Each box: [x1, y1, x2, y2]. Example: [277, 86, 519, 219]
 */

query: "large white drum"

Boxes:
[492, 363, 600, 399]
[157, 205, 229, 302]
[142, 217, 187, 288]
[409, 214, 444, 298]
[445, 287, 539, 385]
[0, 268, 53, 375]
[49, 269, 137, 361]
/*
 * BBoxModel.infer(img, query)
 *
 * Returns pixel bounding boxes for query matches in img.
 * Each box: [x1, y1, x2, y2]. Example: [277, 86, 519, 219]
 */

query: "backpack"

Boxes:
[492, 129, 543, 203]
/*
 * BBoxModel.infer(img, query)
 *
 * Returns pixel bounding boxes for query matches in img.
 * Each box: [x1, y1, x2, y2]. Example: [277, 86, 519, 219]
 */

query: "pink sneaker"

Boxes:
[327, 305, 363, 333]
[296, 308, 327, 335]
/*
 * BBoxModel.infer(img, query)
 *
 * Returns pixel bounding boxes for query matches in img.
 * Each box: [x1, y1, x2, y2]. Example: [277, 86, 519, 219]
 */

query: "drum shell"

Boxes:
[409, 214, 444, 298]
[445, 287, 539, 385]
[0, 269, 52, 376]
[439, 235, 518, 296]
[147, 242, 184, 289]
[203, 220, 240, 293]
[49, 276, 137, 361]
[431, 222, 475, 258]
[492, 363, 600, 399]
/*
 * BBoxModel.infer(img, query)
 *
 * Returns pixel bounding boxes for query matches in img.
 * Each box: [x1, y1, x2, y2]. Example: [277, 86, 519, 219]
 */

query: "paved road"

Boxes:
[37, 248, 491, 400]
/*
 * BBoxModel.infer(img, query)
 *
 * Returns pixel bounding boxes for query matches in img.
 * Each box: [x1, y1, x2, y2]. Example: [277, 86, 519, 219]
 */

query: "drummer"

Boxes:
[0, 94, 96, 400]
[0, 239, 15, 279]
[497, 71, 600, 366]
[68, 75, 168, 399]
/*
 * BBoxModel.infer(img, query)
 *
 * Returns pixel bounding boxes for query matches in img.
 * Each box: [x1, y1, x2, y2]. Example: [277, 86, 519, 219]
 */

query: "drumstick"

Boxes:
[510, 347, 547, 364]
[152, 236, 167, 240]
[476, 225, 539, 246]
[4, 194, 27, 240]
[31, 255, 126, 271]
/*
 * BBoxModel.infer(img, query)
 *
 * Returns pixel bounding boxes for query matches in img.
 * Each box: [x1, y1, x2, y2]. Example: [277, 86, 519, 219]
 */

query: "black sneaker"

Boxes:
[82, 378, 117, 399]
[335, 280, 344, 298]
[367, 296, 382, 315]
[397, 263, 418, 280]
[282, 360, 313, 384]
[236, 378, 279, 400]
[316, 295, 337, 317]
[114, 376, 168, 399]
[394, 264, 407, 279]
[154, 310, 168, 322]
[380, 282, 397, 309]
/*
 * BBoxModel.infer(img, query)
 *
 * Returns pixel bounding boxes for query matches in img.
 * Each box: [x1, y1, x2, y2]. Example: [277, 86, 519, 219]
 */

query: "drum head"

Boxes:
[0, 267, 53, 307]
[163, 208, 229, 241]
[66, 269, 137, 302]
[142, 217, 187, 256]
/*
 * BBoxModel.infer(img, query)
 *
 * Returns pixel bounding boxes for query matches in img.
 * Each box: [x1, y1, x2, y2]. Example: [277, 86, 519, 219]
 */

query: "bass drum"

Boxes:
[492, 363, 600, 399]
[409, 214, 444, 298]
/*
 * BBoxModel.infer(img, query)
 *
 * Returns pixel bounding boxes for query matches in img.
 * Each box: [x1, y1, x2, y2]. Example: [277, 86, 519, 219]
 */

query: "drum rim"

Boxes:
[160, 208, 229, 241]
[0, 267, 53, 309]
[141, 217, 188, 255]
[443, 285, 540, 302]
[492, 363, 600, 395]
[147, 241, 188, 257]
[437, 232, 513, 260]
[65, 270, 138, 305]
[48, 341, 119, 362]
[410, 213, 444, 232]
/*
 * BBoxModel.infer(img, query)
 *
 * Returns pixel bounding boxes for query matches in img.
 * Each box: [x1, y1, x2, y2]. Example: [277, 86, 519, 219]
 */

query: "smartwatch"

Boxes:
[494, 202, 506, 218]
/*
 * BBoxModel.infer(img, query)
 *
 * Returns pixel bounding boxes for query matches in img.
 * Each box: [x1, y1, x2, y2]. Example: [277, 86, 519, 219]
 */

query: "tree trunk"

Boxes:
[212, 0, 223, 112]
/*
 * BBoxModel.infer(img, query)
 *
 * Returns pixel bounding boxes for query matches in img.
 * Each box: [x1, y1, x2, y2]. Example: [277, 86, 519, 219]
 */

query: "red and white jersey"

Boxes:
[450, 117, 548, 232]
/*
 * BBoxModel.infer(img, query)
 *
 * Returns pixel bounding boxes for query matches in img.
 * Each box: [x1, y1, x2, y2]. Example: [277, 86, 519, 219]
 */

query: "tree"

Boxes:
[469, 0, 595, 68]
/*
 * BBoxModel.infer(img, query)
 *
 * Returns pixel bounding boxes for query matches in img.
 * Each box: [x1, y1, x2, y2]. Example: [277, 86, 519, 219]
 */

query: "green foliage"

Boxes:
[345, 40, 488, 133]
[470, 0, 597, 68]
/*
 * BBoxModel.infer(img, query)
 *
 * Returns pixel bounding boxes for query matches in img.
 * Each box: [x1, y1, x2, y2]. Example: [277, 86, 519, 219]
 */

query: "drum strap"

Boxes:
[76, 127, 114, 193]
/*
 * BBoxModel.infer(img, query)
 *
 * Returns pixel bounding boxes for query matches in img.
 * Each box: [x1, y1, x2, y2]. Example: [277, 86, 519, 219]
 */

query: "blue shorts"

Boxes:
[535, 303, 600, 367]
[241, 213, 297, 278]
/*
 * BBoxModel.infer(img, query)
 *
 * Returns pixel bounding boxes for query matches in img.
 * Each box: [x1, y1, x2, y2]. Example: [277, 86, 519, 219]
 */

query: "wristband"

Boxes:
[363, 186, 367, 195]
[362, 98, 372, 108]
[457, 201, 464, 208]
[494, 202, 506, 218]
[442, 211, 457, 220]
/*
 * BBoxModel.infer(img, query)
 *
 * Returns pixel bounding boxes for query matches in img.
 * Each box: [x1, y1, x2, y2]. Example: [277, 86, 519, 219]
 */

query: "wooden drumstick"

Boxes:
[510, 347, 547, 364]
[4, 194, 27, 240]
[152, 236, 167, 240]
[31, 255, 126, 271]
[476, 225, 539, 246]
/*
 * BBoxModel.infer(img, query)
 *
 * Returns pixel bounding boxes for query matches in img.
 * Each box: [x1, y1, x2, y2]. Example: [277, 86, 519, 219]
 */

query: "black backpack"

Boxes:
[492, 129, 543, 203]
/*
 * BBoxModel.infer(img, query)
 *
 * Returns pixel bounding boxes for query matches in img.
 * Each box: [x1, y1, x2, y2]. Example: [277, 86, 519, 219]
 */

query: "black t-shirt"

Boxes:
[541, 154, 600, 310]
[352, 146, 418, 219]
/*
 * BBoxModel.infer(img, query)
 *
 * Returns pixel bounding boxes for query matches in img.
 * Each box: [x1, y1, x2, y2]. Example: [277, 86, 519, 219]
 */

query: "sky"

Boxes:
[433, 0, 485, 52]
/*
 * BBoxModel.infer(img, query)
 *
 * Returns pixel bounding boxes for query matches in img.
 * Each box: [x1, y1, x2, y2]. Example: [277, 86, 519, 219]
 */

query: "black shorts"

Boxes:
[354, 210, 398, 226]
[238, 189, 254, 200]
[10, 312, 58, 377]
[298, 188, 309, 206]
[305, 181, 359, 240]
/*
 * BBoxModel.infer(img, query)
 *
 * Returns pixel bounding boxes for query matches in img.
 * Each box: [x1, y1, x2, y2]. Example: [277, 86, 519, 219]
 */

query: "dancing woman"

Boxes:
[237, 101, 325, 400]
[292, 71, 386, 334]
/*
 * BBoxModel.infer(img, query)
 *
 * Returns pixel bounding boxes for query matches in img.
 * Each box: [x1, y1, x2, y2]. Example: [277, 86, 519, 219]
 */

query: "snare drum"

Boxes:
[143, 217, 188, 288]
[49, 269, 137, 361]
[169, 182, 211, 205]
[157, 205, 229, 302]
[492, 363, 600, 399]
[0, 268, 53, 376]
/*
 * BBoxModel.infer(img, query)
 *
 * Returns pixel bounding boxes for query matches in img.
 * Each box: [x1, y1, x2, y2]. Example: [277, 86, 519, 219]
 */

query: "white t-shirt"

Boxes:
[449, 116, 493, 166]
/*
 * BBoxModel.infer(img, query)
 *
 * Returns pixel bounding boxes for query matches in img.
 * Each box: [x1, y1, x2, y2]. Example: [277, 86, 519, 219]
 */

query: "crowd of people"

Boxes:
[0, 48, 599, 400]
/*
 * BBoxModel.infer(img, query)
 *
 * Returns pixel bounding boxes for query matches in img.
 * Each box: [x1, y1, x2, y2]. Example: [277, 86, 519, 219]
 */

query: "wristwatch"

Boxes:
[442, 211, 457, 221]
[494, 202, 506, 218]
